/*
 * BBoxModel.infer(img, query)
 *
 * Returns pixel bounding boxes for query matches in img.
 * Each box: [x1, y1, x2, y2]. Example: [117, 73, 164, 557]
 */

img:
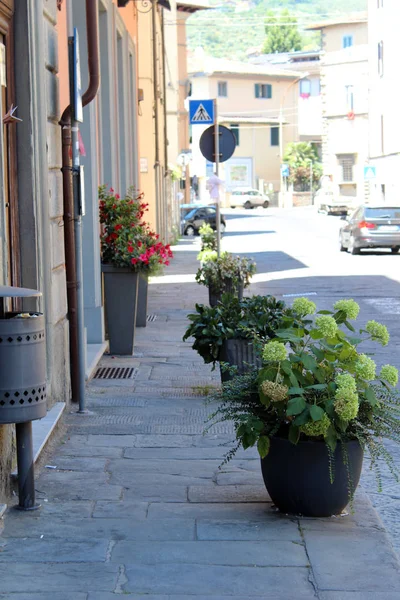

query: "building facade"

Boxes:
[308, 14, 369, 202]
[189, 56, 302, 199]
[367, 0, 399, 204]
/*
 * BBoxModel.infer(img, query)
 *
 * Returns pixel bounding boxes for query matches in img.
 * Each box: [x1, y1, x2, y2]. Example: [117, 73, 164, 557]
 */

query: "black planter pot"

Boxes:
[102, 265, 139, 355]
[136, 274, 149, 328]
[219, 338, 261, 383]
[261, 437, 364, 517]
[208, 278, 244, 307]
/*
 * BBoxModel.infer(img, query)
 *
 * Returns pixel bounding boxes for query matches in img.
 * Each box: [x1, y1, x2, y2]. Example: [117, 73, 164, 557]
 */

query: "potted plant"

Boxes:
[196, 252, 256, 307]
[183, 295, 288, 381]
[208, 297, 400, 517]
[99, 186, 173, 354]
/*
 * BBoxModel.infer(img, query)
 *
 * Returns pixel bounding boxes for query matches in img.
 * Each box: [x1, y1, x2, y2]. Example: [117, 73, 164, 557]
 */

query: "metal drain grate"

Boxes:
[94, 367, 138, 380]
[147, 314, 157, 322]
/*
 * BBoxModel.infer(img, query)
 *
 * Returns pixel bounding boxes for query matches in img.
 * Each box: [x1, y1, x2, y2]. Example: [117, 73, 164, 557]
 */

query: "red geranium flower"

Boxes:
[114, 224, 123, 231]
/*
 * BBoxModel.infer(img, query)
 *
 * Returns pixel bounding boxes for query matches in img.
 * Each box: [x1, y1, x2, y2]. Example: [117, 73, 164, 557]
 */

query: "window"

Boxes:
[338, 154, 355, 182]
[345, 85, 354, 111]
[299, 78, 311, 97]
[343, 35, 354, 49]
[270, 127, 279, 147]
[377, 0, 384, 7]
[378, 41, 384, 76]
[218, 81, 227, 97]
[255, 83, 272, 99]
[230, 124, 239, 146]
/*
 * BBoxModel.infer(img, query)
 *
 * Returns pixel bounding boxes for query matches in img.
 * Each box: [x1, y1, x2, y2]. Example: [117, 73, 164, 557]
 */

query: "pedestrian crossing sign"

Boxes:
[364, 166, 377, 180]
[189, 100, 215, 125]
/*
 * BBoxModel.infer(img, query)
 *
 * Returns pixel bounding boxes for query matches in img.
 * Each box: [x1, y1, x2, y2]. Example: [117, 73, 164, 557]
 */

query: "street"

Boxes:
[1, 205, 400, 597]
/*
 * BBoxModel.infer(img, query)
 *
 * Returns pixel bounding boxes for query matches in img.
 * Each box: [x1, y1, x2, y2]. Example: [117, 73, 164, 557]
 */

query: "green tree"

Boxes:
[262, 9, 303, 54]
[283, 142, 322, 191]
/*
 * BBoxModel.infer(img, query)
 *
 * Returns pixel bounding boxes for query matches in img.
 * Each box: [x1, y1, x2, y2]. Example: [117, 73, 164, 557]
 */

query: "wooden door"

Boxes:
[0, 0, 20, 289]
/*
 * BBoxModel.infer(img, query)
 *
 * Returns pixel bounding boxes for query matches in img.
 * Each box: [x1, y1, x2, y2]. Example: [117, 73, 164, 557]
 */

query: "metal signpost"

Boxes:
[69, 29, 86, 414]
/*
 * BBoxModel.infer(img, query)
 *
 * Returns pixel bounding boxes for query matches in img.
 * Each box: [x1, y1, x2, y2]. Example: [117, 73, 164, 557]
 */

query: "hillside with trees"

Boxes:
[187, 0, 367, 60]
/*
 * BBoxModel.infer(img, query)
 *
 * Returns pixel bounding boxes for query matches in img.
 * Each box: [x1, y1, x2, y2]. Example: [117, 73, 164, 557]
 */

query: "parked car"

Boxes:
[315, 189, 357, 215]
[181, 204, 226, 236]
[230, 187, 270, 209]
[339, 205, 400, 254]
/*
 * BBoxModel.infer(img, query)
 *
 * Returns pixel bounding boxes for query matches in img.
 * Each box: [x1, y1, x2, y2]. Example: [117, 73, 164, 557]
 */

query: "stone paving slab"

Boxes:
[122, 564, 314, 596]
[188, 484, 269, 503]
[0, 538, 109, 562]
[0, 563, 119, 593]
[1, 517, 195, 541]
[196, 518, 301, 542]
[304, 528, 400, 591]
[110, 540, 308, 566]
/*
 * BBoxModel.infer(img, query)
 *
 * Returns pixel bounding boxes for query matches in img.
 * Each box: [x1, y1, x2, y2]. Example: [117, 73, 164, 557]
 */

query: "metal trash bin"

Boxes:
[0, 285, 46, 510]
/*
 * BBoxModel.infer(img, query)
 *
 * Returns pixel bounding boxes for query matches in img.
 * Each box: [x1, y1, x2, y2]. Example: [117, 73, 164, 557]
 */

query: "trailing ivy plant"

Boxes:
[183, 295, 289, 367]
[207, 297, 400, 491]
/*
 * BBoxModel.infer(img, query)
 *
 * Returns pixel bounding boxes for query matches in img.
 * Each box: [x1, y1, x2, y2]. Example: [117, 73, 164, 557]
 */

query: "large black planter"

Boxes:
[209, 278, 244, 307]
[102, 265, 139, 355]
[261, 437, 363, 517]
[219, 338, 261, 382]
[136, 274, 148, 328]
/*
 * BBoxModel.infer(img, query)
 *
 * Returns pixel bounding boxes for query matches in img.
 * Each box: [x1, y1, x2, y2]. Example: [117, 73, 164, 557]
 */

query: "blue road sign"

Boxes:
[364, 165, 376, 180]
[281, 163, 290, 178]
[189, 100, 215, 125]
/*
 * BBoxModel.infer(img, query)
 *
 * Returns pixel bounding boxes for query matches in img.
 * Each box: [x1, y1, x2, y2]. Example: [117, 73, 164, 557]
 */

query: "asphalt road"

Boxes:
[221, 205, 400, 553]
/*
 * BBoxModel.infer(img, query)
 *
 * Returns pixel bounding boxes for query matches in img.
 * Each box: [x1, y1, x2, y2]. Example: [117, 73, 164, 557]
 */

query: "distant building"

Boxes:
[189, 56, 302, 198]
[250, 50, 322, 150]
[367, 0, 398, 204]
[307, 13, 369, 203]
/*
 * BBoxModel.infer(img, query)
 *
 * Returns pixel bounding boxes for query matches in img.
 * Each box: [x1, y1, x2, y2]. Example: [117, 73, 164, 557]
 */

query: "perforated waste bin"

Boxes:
[0, 286, 47, 510]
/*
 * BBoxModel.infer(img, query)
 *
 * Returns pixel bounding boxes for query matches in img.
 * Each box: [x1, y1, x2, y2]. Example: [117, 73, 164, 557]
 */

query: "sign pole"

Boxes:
[214, 99, 221, 257]
[69, 30, 86, 414]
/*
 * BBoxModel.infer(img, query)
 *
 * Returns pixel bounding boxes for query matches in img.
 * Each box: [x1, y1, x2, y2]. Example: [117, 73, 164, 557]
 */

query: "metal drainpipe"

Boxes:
[59, 0, 100, 402]
[152, 0, 161, 235]
[161, 9, 170, 241]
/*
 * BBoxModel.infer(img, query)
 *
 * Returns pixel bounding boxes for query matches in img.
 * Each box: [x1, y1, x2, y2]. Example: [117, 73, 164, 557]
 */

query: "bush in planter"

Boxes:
[207, 297, 400, 516]
[183, 295, 288, 377]
[196, 252, 256, 306]
[99, 185, 173, 352]
[199, 223, 217, 252]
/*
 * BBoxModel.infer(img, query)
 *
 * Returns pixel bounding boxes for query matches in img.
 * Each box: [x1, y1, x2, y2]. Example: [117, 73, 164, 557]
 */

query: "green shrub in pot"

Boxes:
[183, 295, 288, 368]
[195, 252, 256, 298]
[207, 297, 400, 516]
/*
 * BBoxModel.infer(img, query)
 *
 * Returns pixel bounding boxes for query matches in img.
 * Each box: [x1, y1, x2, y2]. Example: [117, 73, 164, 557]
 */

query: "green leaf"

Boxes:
[310, 329, 323, 340]
[365, 387, 378, 406]
[317, 310, 332, 315]
[310, 405, 325, 422]
[347, 336, 363, 346]
[287, 396, 306, 416]
[288, 387, 304, 396]
[339, 347, 353, 361]
[257, 436, 270, 458]
[325, 426, 337, 452]
[288, 425, 300, 445]
[301, 354, 317, 371]
[294, 407, 311, 426]
[310, 345, 325, 362]
[344, 320, 356, 333]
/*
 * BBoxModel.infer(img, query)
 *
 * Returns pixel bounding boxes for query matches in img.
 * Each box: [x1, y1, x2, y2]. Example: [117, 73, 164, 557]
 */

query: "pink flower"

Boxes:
[164, 260, 170, 266]
[115, 194, 120, 200]
[137, 241, 142, 248]
[131, 258, 138, 265]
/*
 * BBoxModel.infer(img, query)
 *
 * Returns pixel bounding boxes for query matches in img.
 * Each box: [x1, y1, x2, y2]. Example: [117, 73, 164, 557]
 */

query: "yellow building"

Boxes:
[189, 56, 302, 198]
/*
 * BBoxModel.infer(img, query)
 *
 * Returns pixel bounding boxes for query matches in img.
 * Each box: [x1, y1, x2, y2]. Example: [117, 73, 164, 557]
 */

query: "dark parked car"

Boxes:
[339, 205, 400, 254]
[180, 204, 226, 236]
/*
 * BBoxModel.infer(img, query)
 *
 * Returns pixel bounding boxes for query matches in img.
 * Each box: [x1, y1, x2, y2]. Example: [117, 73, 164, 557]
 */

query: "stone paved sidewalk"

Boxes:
[1, 239, 400, 598]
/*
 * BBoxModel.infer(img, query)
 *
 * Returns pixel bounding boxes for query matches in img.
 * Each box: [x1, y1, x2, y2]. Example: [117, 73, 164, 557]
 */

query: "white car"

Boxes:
[230, 187, 270, 209]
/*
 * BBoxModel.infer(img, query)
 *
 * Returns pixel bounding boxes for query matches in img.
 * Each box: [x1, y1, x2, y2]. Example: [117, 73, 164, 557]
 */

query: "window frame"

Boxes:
[378, 41, 384, 77]
[230, 123, 239, 146]
[217, 81, 228, 98]
[342, 35, 354, 49]
[255, 83, 272, 99]
[270, 126, 279, 147]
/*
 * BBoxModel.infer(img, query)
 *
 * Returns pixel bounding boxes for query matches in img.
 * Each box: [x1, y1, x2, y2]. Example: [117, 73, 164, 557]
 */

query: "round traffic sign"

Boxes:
[199, 125, 236, 163]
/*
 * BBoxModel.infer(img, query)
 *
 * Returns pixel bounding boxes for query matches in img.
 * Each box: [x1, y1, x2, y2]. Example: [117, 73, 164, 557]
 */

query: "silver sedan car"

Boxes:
[339, 205, 400, 254]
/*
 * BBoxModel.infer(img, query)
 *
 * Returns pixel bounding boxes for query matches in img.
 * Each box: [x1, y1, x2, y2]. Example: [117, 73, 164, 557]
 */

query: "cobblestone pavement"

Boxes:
[1, 207, 400, 598]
